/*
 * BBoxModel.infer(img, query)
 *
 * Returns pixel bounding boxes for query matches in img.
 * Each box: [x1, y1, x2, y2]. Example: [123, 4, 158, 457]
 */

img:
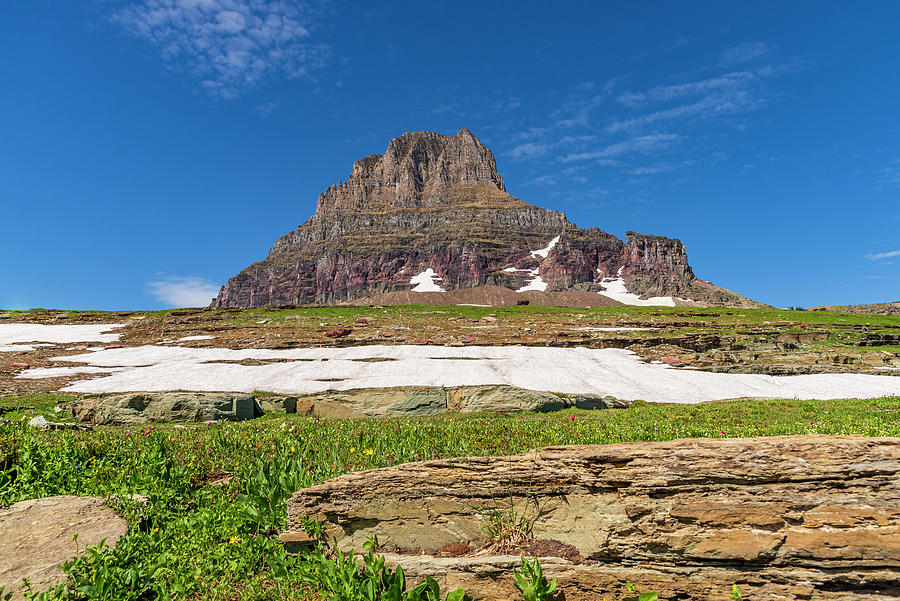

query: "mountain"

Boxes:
[212, 129, 759, 308]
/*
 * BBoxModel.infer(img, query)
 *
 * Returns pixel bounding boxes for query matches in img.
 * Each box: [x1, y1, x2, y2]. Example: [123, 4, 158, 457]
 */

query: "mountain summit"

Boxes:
[212, 129, 757, 308]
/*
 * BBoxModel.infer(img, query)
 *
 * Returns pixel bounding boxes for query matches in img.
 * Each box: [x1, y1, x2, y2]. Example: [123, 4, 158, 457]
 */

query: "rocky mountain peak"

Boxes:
[317, 129, 506, 214]
[213, 128, 759, 309]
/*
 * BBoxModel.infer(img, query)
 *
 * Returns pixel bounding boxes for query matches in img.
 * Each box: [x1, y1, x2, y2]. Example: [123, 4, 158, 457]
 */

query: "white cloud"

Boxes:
[607, 90, 761, 133]
[877, 161, 900, 186]
[720, 42, 769, 66]
[147, 276, 221, 307]
[527, 175, 557, 186]
[506, 142, 553, 160]
[866, 250, 900, 261]
[644, 71, 758, 102]
[252, 99, 280, 117]
[562, 134, 682, 162]
[110, 0, 329, 98]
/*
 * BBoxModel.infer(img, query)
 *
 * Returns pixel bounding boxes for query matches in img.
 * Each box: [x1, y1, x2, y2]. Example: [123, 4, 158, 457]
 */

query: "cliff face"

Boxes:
[213, 129, 756, 308]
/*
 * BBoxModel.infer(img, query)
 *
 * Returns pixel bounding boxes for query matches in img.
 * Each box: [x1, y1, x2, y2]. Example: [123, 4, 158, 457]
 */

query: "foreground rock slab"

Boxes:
[0, 496, 129, 600]
[283, 436, 900, 600]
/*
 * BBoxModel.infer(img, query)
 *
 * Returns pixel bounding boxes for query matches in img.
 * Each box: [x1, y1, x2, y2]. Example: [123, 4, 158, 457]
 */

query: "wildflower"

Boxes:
[350, 447, 356, 453]
[229, 536, 241, 544]
[363, 448, 374, 456]
[153, 527, 159, 533]
[290, 446, 296, 453]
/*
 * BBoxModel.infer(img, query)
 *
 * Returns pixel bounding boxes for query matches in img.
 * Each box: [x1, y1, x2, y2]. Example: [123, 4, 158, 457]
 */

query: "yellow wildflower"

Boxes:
[350, 447, 356, 453]
[229, 536, 241, 544]
[290, 445, 296, 453]
[363, 448, 374, 456]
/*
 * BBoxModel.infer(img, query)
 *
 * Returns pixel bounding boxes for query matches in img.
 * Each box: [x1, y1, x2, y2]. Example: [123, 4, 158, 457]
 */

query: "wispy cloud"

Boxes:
[866, 249, 900, 261]
[507, 142, 554, 160]
[877, 161, 900, 186]
[720, 42, 770, 66]
[551, 78, 621, 128]
[496, 41, 798, 192]
[110, 0, 330, 99]
[562, 134, 682, 162]
[147, 276, 220, 307]
[608, 74, 765, 133]
[527, 174, 557, 186]
[252, 99, 280, 117]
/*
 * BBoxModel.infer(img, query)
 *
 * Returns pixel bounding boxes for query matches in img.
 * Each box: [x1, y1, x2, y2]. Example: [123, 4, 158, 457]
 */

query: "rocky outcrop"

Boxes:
[282, 436, 900, 600]
[262, 386, 628, 418]
[67, 392, 260, 425]
[0, 496, 130, 600]
[213, 129, 758, 308]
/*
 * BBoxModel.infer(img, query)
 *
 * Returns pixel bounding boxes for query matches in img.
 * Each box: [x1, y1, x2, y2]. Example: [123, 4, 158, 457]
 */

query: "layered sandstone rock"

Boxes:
[0, 496, 131, 600]
[282, 436, 900, 600]
[213, 129, 758, 308]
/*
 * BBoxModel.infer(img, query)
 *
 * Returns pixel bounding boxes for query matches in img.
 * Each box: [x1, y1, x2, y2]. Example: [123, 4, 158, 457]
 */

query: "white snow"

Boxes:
[530, 235, 560, 259]
[178, 335, 215, 341]
[410, 268, 445, 292]
[18, 344, 899, 404]
[516, 269, 548, 292]
[511, 235, 561, 292]
[0, 324, 124, 352]
[594, 267, 692, 307]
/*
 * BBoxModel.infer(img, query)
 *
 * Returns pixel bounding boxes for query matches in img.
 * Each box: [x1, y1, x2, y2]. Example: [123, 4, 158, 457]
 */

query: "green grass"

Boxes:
[1, 396, 899, 599]
[0, 393, 79, 424]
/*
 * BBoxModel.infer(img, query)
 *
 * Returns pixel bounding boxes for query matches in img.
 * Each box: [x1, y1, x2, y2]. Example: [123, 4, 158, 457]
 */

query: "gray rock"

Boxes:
[447, 385, 568, 413]
[255, 395, 299, 414]
[295, 387, 447, 418]
[569, 394, 632, 410]
[68, 392, 260, 425]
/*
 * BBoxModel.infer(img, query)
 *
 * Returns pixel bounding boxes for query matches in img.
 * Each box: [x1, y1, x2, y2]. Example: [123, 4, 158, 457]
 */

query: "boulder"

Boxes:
[282, 436, 900, 600]
[0, 496, 130, 600]
[295, 387, 447, 419]
[254, 395, 299, 414]
[446, 386, 567, 413]
[67, 392, 260, 425]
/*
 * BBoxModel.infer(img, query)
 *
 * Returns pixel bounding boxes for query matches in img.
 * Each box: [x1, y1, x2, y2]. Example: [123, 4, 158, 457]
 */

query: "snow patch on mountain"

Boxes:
[596, 268, 691, 307]
[411, 268, 445, 292]
[530, 235, 560, 259]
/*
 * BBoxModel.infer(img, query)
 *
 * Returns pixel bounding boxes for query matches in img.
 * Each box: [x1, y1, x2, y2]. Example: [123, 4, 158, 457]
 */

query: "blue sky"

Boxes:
[2, 1, 898, 310]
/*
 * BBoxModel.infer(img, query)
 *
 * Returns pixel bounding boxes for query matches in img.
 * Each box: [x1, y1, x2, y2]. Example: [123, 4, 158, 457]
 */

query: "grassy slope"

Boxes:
[1, 396, 899, 600]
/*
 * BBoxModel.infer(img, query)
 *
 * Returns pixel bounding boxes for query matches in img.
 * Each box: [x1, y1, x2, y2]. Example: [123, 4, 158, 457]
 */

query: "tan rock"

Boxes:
[284, 436, 900, 600]
[0, 496, 129, 600]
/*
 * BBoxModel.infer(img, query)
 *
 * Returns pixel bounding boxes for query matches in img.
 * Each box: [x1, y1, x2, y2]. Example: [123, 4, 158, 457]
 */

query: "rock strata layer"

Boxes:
[283, 436, 900, 600]
[213, 129, 758, 308]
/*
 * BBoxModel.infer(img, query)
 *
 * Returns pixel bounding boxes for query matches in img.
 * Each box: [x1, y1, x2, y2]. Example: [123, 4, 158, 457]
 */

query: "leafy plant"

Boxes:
[625, 582, 658, 601]
[513, 557, 556, 601]
[295, 535, 471, 601]
[730, 584, 742, 600]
